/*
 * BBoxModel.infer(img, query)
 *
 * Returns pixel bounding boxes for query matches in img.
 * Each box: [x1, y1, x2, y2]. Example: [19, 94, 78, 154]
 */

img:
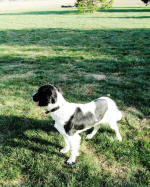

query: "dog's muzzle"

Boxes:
[32, 93, 39, 106]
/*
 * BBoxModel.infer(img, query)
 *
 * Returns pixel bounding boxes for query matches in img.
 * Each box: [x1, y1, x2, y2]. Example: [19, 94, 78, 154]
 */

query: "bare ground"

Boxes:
[114, 0, 143, 5]
[0, 0, 76, 11]
[0, 0, 143, 11]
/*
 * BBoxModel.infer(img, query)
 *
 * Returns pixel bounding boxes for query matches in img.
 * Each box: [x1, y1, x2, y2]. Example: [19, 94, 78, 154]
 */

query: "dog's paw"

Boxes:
[85, 134, 93, 140]
[66, 158, 75, 165]
[60, 147, 70, 154]
[117, 136, 122, 142]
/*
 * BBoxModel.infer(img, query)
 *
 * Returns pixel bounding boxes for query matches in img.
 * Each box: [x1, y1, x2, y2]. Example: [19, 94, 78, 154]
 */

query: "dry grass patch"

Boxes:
[85, 73, 107, 80]
[0, 178, 23, 186]
[1, 71, 34, 82]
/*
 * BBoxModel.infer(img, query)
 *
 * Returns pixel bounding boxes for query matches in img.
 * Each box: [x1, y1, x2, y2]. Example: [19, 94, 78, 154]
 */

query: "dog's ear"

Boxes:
[50, 87, 57, 104]
[57, 87, 63, 94]
[54, 85, 63, 94]
[43, 84, 57, 104]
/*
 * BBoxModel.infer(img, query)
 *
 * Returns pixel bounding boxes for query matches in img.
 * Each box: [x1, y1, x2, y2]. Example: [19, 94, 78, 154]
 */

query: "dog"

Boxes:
[32, 84, 122, 164]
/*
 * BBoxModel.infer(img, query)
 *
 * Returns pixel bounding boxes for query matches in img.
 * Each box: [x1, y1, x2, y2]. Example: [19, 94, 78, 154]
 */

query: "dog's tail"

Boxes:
[116, 111, 122, 121]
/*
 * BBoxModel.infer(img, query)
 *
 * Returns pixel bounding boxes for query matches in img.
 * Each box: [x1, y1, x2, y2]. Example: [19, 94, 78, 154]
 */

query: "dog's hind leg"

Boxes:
[86, 125, 100, 140]
[67, 134, 81, 164]
[60, 135, 70, 154]
[109, 121, 122, 141]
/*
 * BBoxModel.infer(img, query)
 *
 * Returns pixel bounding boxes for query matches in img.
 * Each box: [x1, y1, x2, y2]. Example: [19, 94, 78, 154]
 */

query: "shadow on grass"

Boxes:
[0, 115, 62, 155]
[89, 16, 150, 19]
[0, 53, 149, 115]
[0, 27, 150, 116]
[0, 9, 77, 16]
[99, 7, 150, 13]
[0, 18, 149, 186]
[0, 114, 149, 186]
[0, 7, 150, 16]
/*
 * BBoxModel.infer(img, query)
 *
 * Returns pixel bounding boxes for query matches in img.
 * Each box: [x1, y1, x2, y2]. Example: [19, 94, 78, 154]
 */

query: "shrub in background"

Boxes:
[101, 0, 114, 9]
[76, 0, 114, 13]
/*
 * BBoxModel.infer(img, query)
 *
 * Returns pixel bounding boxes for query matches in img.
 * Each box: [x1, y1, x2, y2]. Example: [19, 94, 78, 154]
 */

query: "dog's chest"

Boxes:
[51, 104, 76, 125]
[54, 122, 66, 135]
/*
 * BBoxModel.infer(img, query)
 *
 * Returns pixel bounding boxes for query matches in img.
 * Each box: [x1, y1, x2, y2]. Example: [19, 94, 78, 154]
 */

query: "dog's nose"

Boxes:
[32, 93, 35, 98]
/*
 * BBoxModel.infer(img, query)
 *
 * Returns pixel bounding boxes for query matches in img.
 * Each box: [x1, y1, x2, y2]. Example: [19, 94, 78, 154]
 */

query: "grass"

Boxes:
[0, 4, 150, 186]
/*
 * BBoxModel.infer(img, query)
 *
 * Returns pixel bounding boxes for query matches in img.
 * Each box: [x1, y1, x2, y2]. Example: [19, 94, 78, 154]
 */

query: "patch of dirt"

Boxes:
[5, 101, 16, 106]
[110, 73, 123, 81]
[2, 71, 34, 80]
[0, 0, 76, 11]
[0, 0, 143, 11]
[1, 64, 33, 70]
[114, 0, 143, 5]
[85, 73, 107, 80]
[58, 73, 68, 80]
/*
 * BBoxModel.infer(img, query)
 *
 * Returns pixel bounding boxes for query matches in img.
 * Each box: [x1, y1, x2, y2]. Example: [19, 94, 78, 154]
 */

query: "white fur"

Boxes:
[48, 91, 122, 164]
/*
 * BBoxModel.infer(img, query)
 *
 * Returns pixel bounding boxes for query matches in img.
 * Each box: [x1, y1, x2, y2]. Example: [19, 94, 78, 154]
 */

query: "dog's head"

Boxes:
[32, 85, 58, 107]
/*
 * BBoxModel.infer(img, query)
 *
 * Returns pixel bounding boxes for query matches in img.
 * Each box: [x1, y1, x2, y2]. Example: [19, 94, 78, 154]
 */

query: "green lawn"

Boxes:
[0, 4, 150, 186]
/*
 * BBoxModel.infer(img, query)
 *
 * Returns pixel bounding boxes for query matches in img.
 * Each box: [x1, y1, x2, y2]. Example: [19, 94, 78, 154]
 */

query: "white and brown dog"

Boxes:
[32, 84, 122, 164]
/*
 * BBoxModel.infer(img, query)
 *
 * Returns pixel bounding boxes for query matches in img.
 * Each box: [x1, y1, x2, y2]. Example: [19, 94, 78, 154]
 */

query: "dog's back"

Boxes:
[97, 97, 122, 123]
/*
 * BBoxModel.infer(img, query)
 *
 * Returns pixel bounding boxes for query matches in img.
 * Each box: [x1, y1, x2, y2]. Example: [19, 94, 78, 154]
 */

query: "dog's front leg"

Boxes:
[60, 135, 70, 154]
[67, 134, 81, 164]
[54, 123, 70, 153]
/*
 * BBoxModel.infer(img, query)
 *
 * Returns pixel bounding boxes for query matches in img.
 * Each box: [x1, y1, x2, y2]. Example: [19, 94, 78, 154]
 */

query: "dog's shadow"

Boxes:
[0, 115, 64, 158]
